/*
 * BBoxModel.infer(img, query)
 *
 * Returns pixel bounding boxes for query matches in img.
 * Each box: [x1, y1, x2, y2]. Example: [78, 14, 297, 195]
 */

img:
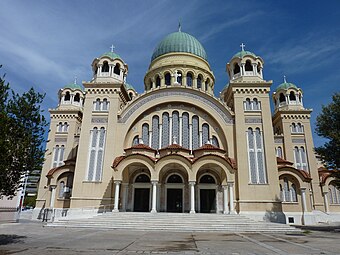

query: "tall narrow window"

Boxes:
[291, 123, 297, 133]
[162, 113, 169, 148]
[52, 145, 65, 168]
[245, 60, 253, 71]
[291, 184, 297, 202]
[57, 122, 63, 132]
[197, 75, 202, 89]
[202, 124, 209, 145]
[245, 98, 251, 110]
[284, 178, 290, 202]
[247, 128, 267, 184]
[156, 75, 161, 87]
[74, 93, 80, 103]
[142, 123, 149, 146]
[182, 113, 189, 149]
[176, 71, 182, 84]
[192, 116, 199, 149]
[277, 146, 283, 158]
[165, 73, 171, 86]
[132, 135, 139, 146]
[294, 147, 301, 169]
[102, 61, 109, 73]
[279, 93, 286, 103]
[300, 147, 308, 171]
[95, 99, 101, 111]
[102, 99, 108, 111]
[253, 98, 260, 110]
[58, 181, 65, 198]
[151, 116, 159, 149]
[212, 136, 219, 148]
[172, 111, 179, 144]
[87, 127, 106, 181]
[63, 122, 68, 132]
[187, 73, 193, 87]
[114, 64, 120, 75]
[289, 91, 296, 101]
[65, 92, 70, 101]
[329, 184, 340, 204]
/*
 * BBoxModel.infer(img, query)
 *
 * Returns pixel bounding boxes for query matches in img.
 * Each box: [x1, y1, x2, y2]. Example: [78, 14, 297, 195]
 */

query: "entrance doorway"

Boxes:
[134, 188, 150, 212]
[199, 189, 216, 213]
[167, 189, 183, 212]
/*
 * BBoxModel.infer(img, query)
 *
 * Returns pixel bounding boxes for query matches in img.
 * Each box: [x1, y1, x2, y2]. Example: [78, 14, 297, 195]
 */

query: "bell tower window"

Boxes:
[102, 61, 109, 73]
[156, 76, 161, 87]
[64, 91, 70, 101]
[233, 63, 240, 74]
[165, 73, 171, 85]
[114, 64, 120, 75]
[187, 73, 193, 87]
[279, 93, 286, 103]
[74, 93, 80, 103]
[197, 75, 202, 89]
[245, 60, 253, 71]
[289, 91, 296, 101]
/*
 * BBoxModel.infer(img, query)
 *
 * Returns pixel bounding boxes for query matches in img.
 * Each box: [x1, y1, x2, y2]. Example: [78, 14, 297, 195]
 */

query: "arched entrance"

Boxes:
[166, 174, 184, 213]
[133, 173, 151, 212]
[198, 174, 217, 213]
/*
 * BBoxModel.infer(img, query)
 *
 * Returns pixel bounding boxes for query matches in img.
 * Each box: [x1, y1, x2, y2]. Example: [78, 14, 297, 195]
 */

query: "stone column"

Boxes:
[113, 181, 121, 212]
[49, 185, 57, 208]
[189, 181, 196, 213]
[252, 63, 257, 76]
[323, 191, 329, 213]
[159, 124, 163, 149]
[148, 130, 152, 147]
[222, 185, 229, 214]
[97, 65, 102, 76]
[121, 183, 128, 212]
[199, 130, 203, 147]
[300, 187, 307, 213]
[179, 116, 183, 146]
[228, 182, 235, 214]
[151, 181, 158, 213]
[240, 63, 245, 76]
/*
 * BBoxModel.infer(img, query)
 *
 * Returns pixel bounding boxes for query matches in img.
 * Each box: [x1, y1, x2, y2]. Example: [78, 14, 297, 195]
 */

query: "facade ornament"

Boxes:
[174, 70, 182, 84]
[110, 44, 115, 52]
[240, 43, 245, 51]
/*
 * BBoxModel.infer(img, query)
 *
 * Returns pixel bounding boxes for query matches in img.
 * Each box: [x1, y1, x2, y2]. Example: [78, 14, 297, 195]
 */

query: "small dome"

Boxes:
[232, 50, 257, 59]
[101, 51, 122, 60]
[151, 31, 207, 61]
[63, 82, 83, 91]
[276, 82, 298, 92]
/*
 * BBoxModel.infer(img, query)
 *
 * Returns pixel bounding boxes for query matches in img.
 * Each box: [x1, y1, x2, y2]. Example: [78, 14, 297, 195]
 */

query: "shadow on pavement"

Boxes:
[0, 235, 26, 245]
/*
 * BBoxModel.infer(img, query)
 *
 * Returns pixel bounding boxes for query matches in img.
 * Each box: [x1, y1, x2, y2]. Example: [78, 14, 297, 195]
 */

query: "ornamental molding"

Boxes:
[118, 90, 234, 124]
[282, 114, 310, 120]
[292, 138, 305, 143]
[91, 117, 108, 124]
[274, 137, 284, 144]
[245, 117, 262, 124]
[55, 137, 67, 143]
[86, 88, 120, 94]
[234, 88, 269, 94]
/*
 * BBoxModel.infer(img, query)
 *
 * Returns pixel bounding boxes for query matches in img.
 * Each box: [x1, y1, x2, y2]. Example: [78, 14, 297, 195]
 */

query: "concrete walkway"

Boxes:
[0, 220, 340, 254]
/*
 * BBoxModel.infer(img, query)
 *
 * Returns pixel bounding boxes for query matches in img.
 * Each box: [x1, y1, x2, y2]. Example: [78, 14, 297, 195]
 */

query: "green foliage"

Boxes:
[315, 92, 340, 187]
[0, 66, 47, 196]
[24, 195, 37, 208]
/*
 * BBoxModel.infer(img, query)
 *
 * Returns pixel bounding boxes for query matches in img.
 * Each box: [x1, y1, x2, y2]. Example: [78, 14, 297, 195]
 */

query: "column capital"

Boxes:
[322, 191, 328, 195]
[300, 187, 307, 192]
[114, 180, 122, 185]
[151, 180, 158, 185]
[189, 181, 196, 185]
[227, 181, 234, 186]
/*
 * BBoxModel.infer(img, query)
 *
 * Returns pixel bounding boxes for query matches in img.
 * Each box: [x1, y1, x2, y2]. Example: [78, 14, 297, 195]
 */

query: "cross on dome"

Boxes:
[283, 75, 287, 83]
[110, 44, 115, 52]
[240, 43, 246, 51]
[178, 21, 181, 32]
[74, 76, 77, 84]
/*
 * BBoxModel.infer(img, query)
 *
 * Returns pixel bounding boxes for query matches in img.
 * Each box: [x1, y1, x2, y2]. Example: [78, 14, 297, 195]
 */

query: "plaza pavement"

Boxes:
[0, 220, 340, 255]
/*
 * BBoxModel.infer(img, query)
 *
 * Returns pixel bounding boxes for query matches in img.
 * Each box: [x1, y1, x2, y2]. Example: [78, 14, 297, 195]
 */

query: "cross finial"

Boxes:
[283, 75, 287, 83]
[178, 20, 181, 32]
[74, 76, 77, 84]
[240, 43, 245, 51]
[110, 44, 115, 52]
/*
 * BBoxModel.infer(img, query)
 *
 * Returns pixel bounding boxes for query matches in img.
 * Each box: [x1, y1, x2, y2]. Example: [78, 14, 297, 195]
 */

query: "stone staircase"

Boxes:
[47, 212, 300, 233]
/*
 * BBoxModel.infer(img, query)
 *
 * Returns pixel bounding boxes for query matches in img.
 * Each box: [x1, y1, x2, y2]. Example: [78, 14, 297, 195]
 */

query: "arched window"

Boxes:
[245, 98, 251, 110]
[329, 183, 340, 204]
[58, 181, 65, 198]
[233, 63, 240, 75]
[165, 73, 171, 86]
[253, 98, 259, 110]
[63, 122, 68, 132]
[245, 60, 253, 71]
[279, 184, 284, 201]
[202, 123, 209, 145]
[95, 98, 101, 111]
[205, 78, 210, 91]
[129, 92, 133, 99]
[87, 127, 106, 181]
[291, 123, 297, 133]
[199, 174, 215, 184]
[142, 123, 149, 146]
[151, 116, 159, 149]
[52, 145, 65, 168]
[297, 123, 303, 133]
[167, 174, 183, 183]
[192, 115, 199, 149]
[294, 146, 301, 169]
[211, 136, 219, 148]
[197, 75, 202, 89]
[65, 91, 70, 101]
[283, 178, 290, 202]
[186, 73, 193, 87]
[172, 111, 179, 144]
[162, 113, 170, 148]
[132, 135, 139, 146]
[176, 71, 182, 84]
[182, 113, 189, 149]
[277, 146, 283, 158]
[102, 99, 108, 111]
[114, 63, 120, 75]
[247, 128, 267, 184]
[135, 174, 150, 183]
[300, 147, 308, 171]
[74, 93, 80, 103]
[279, 93, 286, 103]
[102, 61, 109, 73]
[58, 122, 63, 132]
[291, 184, 297, 202]
[156, 75, 161, 87]
[289, 91, 296, 101]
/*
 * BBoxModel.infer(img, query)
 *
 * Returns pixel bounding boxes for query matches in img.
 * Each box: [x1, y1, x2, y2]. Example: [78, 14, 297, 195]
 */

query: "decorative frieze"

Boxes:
[91, 117, 108, 123]
[245, 117, 262, 124]
[274, 137, 284, 144]
[292, 138, 305, 143]
[55, 137, 67, 143]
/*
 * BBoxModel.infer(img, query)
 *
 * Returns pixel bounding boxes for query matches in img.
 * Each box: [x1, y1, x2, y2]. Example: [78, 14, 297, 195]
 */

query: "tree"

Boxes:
[0, 66, 47, 196]
[315, 92, 340, 187]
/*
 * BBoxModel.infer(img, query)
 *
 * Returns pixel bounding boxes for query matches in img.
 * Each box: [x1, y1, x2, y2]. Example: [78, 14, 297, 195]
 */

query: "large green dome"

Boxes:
[276, 82, 298, 92]
[151, 31, 207, 61]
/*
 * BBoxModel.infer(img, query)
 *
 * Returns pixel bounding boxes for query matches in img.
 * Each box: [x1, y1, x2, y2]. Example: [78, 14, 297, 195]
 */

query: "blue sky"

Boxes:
[0, 0, 339, 147]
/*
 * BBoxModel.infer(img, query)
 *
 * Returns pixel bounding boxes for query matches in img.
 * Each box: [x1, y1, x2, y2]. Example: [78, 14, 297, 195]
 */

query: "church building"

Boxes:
[34, 29, 340, 225]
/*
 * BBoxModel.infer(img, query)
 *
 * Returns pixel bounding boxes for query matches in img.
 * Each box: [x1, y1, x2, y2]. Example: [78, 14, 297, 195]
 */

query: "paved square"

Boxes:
[1, 221, 340, 254]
